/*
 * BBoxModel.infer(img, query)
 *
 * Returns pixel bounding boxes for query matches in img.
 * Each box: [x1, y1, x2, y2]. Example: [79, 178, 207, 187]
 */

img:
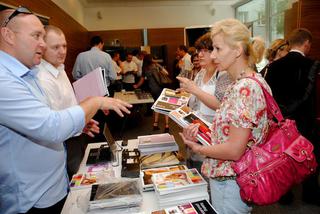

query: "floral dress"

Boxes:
[201, 74, 271, 178]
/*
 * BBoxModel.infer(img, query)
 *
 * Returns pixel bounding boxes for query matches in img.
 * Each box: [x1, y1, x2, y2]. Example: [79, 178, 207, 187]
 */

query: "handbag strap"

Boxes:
[245, 76, 284, 122]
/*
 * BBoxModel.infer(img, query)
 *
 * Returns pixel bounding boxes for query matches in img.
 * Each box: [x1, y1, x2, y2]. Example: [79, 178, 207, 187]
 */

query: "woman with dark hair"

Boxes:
[134, 54, 170, 132]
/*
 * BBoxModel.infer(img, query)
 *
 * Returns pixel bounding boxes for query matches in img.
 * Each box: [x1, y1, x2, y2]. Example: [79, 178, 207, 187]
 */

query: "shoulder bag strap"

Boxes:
[245, 76, 284, 122]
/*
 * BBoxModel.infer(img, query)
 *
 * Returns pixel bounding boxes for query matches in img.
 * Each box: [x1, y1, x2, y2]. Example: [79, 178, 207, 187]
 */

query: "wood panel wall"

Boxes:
[1, 0, 89, 81]
[89, 28, 185, 76]
[148, 28, 185, 76]
[88, 29, 143, 48]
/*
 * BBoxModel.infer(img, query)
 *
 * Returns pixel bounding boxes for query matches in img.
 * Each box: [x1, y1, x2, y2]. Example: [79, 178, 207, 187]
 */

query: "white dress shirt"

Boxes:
[38, 59, 78, 110]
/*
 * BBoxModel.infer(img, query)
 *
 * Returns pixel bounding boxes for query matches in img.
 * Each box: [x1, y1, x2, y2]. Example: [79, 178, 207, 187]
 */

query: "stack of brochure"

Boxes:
[140, 165, 187, 191]
[151, 199, 218, 214]
[88, 179, 142, 213]
[138, 133, 179, 155]
[152, 168, 209, 208]
[169, 105, 212, 146]
[151, 88, 191, 115]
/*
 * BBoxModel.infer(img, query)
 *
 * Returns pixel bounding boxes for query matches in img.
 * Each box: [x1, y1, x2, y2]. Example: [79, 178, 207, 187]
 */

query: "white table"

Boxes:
[114, 91, 154, 105]
[61, 140, 158, 214]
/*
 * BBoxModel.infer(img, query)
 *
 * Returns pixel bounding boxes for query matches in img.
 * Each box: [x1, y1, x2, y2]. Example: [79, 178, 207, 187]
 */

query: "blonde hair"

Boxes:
[211, 19, 265, 67]
[265, 39, 288, 62]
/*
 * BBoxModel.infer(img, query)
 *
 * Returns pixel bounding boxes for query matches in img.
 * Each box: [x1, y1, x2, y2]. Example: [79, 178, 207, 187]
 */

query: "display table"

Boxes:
[114, 91, 154, 105]
[61, 140, 158, 214]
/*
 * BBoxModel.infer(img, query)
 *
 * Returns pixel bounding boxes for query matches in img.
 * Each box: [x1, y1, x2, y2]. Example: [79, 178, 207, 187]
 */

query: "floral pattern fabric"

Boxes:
[201, 74, 272, 178]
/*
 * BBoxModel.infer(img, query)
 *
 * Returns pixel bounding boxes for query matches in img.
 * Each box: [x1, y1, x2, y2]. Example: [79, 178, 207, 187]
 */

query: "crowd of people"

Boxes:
[0, 6, 319, 214]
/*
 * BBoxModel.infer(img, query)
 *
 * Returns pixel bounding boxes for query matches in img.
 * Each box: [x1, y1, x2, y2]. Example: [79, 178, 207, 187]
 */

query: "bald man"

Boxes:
[0, 7, 131, 214]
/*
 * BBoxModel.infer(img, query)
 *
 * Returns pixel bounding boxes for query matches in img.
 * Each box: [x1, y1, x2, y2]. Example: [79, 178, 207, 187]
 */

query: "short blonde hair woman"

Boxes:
[180, 19, 272, 213]
[261, 39, 289, 78]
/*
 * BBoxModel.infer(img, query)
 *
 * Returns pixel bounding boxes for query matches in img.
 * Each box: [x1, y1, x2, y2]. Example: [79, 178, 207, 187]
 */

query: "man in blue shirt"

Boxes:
[0, 8, 131, 214]
[72, 35, 117, 89]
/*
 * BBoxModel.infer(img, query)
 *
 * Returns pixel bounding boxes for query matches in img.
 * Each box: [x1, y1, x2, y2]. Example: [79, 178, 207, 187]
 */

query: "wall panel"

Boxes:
[1, 0, 89, 81]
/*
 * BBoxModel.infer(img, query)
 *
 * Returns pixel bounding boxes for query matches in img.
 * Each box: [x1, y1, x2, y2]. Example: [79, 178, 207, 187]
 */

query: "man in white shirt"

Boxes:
[37, 25, 98, 177]
[177, 45, 193, 79]
[110, 51, 123, 93]
[122, 52, 138, 91]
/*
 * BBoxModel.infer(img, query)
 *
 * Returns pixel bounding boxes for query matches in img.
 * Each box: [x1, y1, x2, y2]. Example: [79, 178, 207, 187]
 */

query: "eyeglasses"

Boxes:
[2, 6, 33, 27]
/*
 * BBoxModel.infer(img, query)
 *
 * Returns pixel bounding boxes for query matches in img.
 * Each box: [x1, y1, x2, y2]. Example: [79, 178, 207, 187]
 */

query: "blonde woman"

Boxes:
[260, 38, 289, 78]
[180, 19, 271, 213]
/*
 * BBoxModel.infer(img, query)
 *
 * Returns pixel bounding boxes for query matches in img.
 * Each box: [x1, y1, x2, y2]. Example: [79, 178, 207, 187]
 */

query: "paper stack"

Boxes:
[88, 179, 142, 213]
[138, 133, 179, 155]
[152, 168, 209, 208]
[151, 88, 191, 115]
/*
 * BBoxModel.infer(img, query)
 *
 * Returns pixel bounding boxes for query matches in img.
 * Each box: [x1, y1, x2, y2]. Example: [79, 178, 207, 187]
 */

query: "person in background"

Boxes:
[110, 51, 123, 92]
[190, 52, 201, 80]
[265, 28, 320, 205]
[172, 50, 182, 89]
[188, 46, 197, 56]
[72, 35, 116, 92]
[177, 45, 193, 79]
[0, 8, 131, 214]
[252, 37, 266, 72]
[260, 38, 289, 78]
[134, 54, 170, 132]
[72, 35, 117, 141]
[177, 32, 233, 172]
[180, 19, 271, 213]
[37, 25, 98, 178]
[122, 52, 138, 91]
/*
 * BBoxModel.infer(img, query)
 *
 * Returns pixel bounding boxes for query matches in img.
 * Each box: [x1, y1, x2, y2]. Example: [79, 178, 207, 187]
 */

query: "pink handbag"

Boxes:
[231, 77, 318, 205]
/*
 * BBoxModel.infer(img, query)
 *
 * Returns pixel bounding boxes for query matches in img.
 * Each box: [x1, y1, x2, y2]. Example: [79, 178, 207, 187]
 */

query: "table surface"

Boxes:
[113, 91, 154, 105]
[61, 140, 158, 214]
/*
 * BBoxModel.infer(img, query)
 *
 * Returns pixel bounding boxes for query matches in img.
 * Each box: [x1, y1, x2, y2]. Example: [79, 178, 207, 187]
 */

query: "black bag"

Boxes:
[152, 65, 173, 87]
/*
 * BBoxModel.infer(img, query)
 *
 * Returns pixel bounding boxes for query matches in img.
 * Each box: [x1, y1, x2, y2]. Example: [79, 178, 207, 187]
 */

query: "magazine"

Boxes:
[138, 133, 179, 155]
[69, 171, 115, 190]
[152, 88, 191, 115]
[151, 199, 218, 214]
[169, 105, 212, 146]
[141, 165, 187, 191]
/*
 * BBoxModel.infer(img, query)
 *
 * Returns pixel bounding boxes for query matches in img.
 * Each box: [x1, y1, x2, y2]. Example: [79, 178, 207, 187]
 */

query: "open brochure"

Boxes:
[169, 105, 212, 146]
[152, 88, 191, 115]
[151, 199, 218, 214]
[72, 67, 109, 103]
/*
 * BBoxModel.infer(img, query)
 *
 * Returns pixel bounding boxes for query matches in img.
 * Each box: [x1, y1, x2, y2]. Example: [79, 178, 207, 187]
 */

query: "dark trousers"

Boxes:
[123, 83, 134, 91]
[65, 135, 87, 179]
[20, 196, 66, 214]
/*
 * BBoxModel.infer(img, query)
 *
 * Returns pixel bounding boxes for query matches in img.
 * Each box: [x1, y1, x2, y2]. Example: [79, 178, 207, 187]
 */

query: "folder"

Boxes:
[72, 67, 109, 103]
